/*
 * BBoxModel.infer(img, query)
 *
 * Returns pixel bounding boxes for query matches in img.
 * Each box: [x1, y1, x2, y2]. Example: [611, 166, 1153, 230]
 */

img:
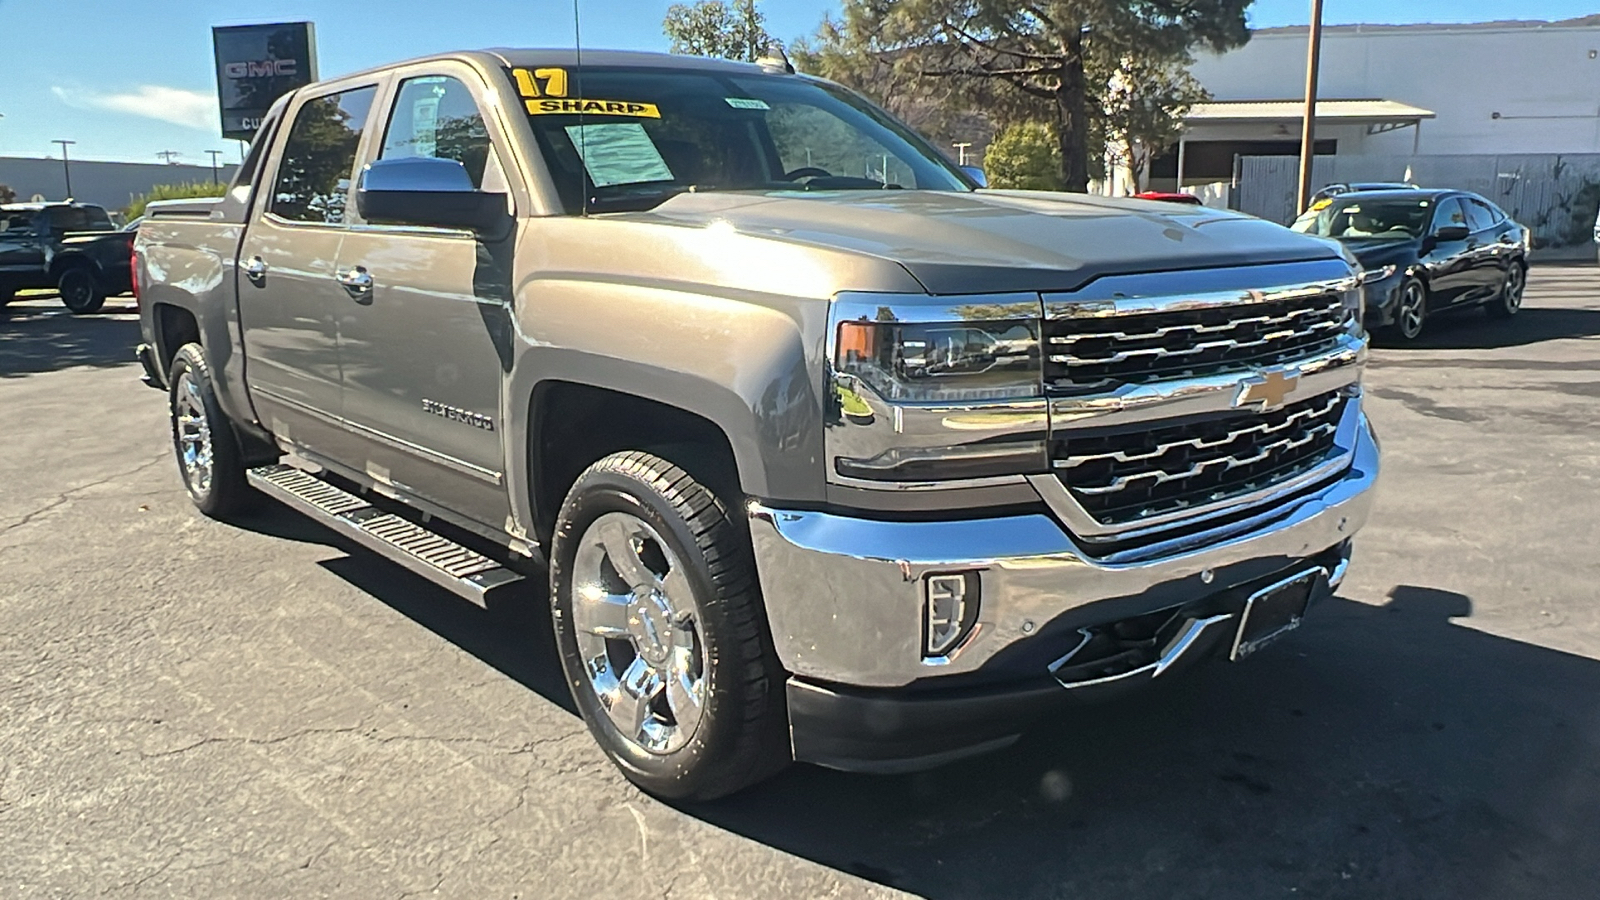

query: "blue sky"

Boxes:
[0, 0, 1595, 163]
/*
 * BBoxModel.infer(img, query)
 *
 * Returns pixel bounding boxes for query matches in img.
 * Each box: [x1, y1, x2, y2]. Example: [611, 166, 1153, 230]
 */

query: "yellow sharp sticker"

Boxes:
[1309, 198, 1332, 211]
[525, 98, 661, 118]
[511, 67, 569, 98]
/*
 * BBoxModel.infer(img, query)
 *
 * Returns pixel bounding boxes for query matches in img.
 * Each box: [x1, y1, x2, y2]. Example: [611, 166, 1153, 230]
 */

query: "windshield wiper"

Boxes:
[584, 186, 691, 214]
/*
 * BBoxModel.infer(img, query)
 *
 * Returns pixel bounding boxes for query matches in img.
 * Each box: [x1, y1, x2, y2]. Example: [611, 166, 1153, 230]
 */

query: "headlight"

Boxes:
[1361, 264, 1397, 284]
[1343, 284, 1366, 334]
[835, 318, 1042, 402]
[825, 292, 1049, 488]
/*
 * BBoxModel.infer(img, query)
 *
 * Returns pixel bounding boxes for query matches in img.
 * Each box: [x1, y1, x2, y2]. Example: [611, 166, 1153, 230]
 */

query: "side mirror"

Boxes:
[1433, 224, 1471, 242]
[960, 165, 988, 188]
[357, 157, 508, 233]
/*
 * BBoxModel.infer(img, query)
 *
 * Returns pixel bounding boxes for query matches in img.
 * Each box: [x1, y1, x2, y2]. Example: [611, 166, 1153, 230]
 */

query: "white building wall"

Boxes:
[1190, 23, 1600, 155]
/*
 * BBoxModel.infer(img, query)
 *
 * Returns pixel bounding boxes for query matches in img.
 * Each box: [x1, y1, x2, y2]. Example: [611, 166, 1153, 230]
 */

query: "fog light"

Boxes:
[924, 572, 980, 658]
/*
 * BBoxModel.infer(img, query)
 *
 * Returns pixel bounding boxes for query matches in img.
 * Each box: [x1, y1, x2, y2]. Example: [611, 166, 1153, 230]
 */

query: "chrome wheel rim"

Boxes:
[174, 370, 214, 496]
[1399, 282, 1425, 338]
[1504, 266, 1525, 312]
[571, 511, 706, 754]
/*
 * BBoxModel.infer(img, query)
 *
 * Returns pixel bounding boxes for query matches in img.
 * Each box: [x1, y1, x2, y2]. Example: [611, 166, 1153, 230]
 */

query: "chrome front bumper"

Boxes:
[749, 408, 1379, 689]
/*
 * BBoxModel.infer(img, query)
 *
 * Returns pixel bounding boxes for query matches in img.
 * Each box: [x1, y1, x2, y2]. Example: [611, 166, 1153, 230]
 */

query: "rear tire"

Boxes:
[549, 451, 788, 800]
[58, 267, 106, 315]
[1486, 262, 1526, 319]
[168, 343, 255, 519]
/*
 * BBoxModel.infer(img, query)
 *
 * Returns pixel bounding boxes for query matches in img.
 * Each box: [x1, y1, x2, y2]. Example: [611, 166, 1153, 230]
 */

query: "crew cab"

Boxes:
[0, 201, 134, 312]
[134, 49, 1380, 800]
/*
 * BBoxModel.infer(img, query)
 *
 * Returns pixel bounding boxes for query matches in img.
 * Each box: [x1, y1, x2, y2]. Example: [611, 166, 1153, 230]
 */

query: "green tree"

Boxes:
[1102, 55, 1209, 192]
[806, 0, 1250, 192]
[663, 0, 772, 62]
[984, 122, 1064, 191]
[124, 181, 229, 221]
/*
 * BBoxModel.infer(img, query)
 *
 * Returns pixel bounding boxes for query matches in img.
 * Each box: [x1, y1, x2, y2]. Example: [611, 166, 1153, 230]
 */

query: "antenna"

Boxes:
[573, 0, 587, 216]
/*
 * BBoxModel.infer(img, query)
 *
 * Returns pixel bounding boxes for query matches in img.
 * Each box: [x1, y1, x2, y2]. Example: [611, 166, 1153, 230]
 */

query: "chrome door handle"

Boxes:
[337, 266, 373, 293]
[243, 256, 267, 281]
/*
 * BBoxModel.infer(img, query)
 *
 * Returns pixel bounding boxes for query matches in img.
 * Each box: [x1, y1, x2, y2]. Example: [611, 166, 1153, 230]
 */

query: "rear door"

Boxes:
[236, 80, 380, 456]
[331, 64, 517, 528]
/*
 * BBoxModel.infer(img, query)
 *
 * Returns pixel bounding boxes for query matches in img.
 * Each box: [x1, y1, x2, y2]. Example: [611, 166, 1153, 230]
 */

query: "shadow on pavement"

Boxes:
[0, 300, 142, 377]
[685, 586, 1600, 899]
[231, 501, 575, 714]
[223, 503, 1600, 900]
[1385, 306, 1600, 351]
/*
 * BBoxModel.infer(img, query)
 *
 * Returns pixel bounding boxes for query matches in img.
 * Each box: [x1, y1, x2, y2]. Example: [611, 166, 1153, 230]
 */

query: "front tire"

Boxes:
[1385, 276, 1428, 342]
[549, 451, 788, 800]
[58, 267, 106, 315]
[168, 343, 255, 519]
[1486, 262, 1526, 319]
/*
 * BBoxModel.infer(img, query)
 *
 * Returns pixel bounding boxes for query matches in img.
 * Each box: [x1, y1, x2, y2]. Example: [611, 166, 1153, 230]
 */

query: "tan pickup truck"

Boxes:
[135, 48, 1379, 799]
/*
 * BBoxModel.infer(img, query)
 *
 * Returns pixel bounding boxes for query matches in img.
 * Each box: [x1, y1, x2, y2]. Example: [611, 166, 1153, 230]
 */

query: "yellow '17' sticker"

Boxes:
[525, 98, 661, 118]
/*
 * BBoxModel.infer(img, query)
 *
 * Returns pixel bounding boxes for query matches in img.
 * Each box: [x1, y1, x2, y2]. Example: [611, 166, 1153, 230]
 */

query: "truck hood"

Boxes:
[628, 189, 1345, 295]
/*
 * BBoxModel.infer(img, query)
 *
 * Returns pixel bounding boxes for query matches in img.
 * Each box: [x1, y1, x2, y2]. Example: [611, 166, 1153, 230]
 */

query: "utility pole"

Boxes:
[1295, 0, 1327, 215]
[952, 142, 972, 166]
[51, 139, 76, 199]
[156, 150, 181, 165]
[206, 150, 224, 184]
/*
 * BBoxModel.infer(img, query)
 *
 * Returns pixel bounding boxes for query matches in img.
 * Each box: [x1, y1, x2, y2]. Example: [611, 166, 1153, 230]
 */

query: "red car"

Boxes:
[1133, 191, 1204, 205]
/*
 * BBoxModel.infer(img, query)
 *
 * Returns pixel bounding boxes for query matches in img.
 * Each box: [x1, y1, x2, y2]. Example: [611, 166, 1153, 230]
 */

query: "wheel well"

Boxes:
[49, 253, 99, 282]
[154, 304, 201, 375]
[528, 381, 743, 543]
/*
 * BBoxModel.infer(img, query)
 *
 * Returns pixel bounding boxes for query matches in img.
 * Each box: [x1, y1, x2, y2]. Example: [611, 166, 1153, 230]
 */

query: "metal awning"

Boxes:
[1185, 99, 1436, 130]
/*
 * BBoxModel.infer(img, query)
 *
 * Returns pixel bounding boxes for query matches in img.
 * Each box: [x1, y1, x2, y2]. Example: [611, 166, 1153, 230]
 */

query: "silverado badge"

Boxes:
[422, 399, 495, 431]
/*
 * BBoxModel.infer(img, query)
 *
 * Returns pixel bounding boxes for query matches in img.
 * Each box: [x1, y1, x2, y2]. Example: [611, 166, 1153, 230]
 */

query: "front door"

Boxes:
[0, 210, 46, 291]
[235, 82, 380, 456]
[333, 70, 513, 529]
[1422, 197, 1475, 309]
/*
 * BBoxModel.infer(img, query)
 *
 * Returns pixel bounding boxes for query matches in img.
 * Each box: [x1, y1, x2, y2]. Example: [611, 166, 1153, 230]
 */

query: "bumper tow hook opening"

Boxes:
[1049, 610, 1236, 694]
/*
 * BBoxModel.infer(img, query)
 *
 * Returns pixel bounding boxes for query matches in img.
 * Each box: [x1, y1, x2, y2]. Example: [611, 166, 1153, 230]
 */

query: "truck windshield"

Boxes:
[1291, 198, 1434, 240]
[513, 66, 972, 213]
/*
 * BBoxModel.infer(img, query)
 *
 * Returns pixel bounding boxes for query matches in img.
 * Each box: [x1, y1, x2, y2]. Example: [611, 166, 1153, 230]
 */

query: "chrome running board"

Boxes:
[247, 464, 525, 608]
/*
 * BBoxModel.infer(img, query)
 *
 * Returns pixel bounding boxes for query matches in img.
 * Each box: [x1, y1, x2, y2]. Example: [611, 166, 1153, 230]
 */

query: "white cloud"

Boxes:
[52, 85, 218, 131]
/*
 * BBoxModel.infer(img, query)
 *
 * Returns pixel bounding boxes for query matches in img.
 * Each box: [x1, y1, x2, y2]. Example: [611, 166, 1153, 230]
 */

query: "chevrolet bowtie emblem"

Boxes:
[1235, 369, 1300, 411]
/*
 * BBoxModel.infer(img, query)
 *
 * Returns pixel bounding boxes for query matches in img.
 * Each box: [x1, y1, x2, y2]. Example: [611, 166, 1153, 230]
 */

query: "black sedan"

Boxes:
[1291, 189, 1530, 342]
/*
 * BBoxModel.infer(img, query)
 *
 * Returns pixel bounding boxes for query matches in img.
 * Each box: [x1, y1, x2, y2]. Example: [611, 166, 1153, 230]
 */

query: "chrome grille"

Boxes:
[1054, 391, 1346, 525]
[1044, 291, 1347, 393]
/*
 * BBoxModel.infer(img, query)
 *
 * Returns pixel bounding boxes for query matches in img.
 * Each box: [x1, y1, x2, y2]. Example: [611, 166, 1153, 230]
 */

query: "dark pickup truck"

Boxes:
[0, 201, 134, 313]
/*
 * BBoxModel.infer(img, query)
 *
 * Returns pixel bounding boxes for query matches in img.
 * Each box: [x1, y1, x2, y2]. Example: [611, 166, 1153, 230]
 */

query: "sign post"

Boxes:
[212, 22, 318, 143]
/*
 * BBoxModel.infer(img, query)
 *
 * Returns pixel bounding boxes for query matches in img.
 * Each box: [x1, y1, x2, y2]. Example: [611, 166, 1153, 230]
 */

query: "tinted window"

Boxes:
[271, 85, 378, 224]
[1468, 198, 1504, 228]
[0, 210, 35, 234]
[1433, 198, 1469, 233]
[379, 76, 492, 187]
[45, 206, 113, 231]
[1462, 199, 1495, 233]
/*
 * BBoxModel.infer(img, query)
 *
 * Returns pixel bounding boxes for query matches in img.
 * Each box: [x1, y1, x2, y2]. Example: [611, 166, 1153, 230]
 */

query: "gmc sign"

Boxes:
[213, 22, 318, 142]
[223, 59, 300, 79]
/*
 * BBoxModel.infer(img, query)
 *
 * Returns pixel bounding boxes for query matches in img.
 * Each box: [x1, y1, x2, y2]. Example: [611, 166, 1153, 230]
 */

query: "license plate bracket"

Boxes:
[1230, 567, 1323, 661]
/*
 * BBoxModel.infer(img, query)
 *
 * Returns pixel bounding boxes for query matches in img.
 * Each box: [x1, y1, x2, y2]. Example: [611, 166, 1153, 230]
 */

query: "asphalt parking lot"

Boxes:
[3, 269, 1599, 899]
